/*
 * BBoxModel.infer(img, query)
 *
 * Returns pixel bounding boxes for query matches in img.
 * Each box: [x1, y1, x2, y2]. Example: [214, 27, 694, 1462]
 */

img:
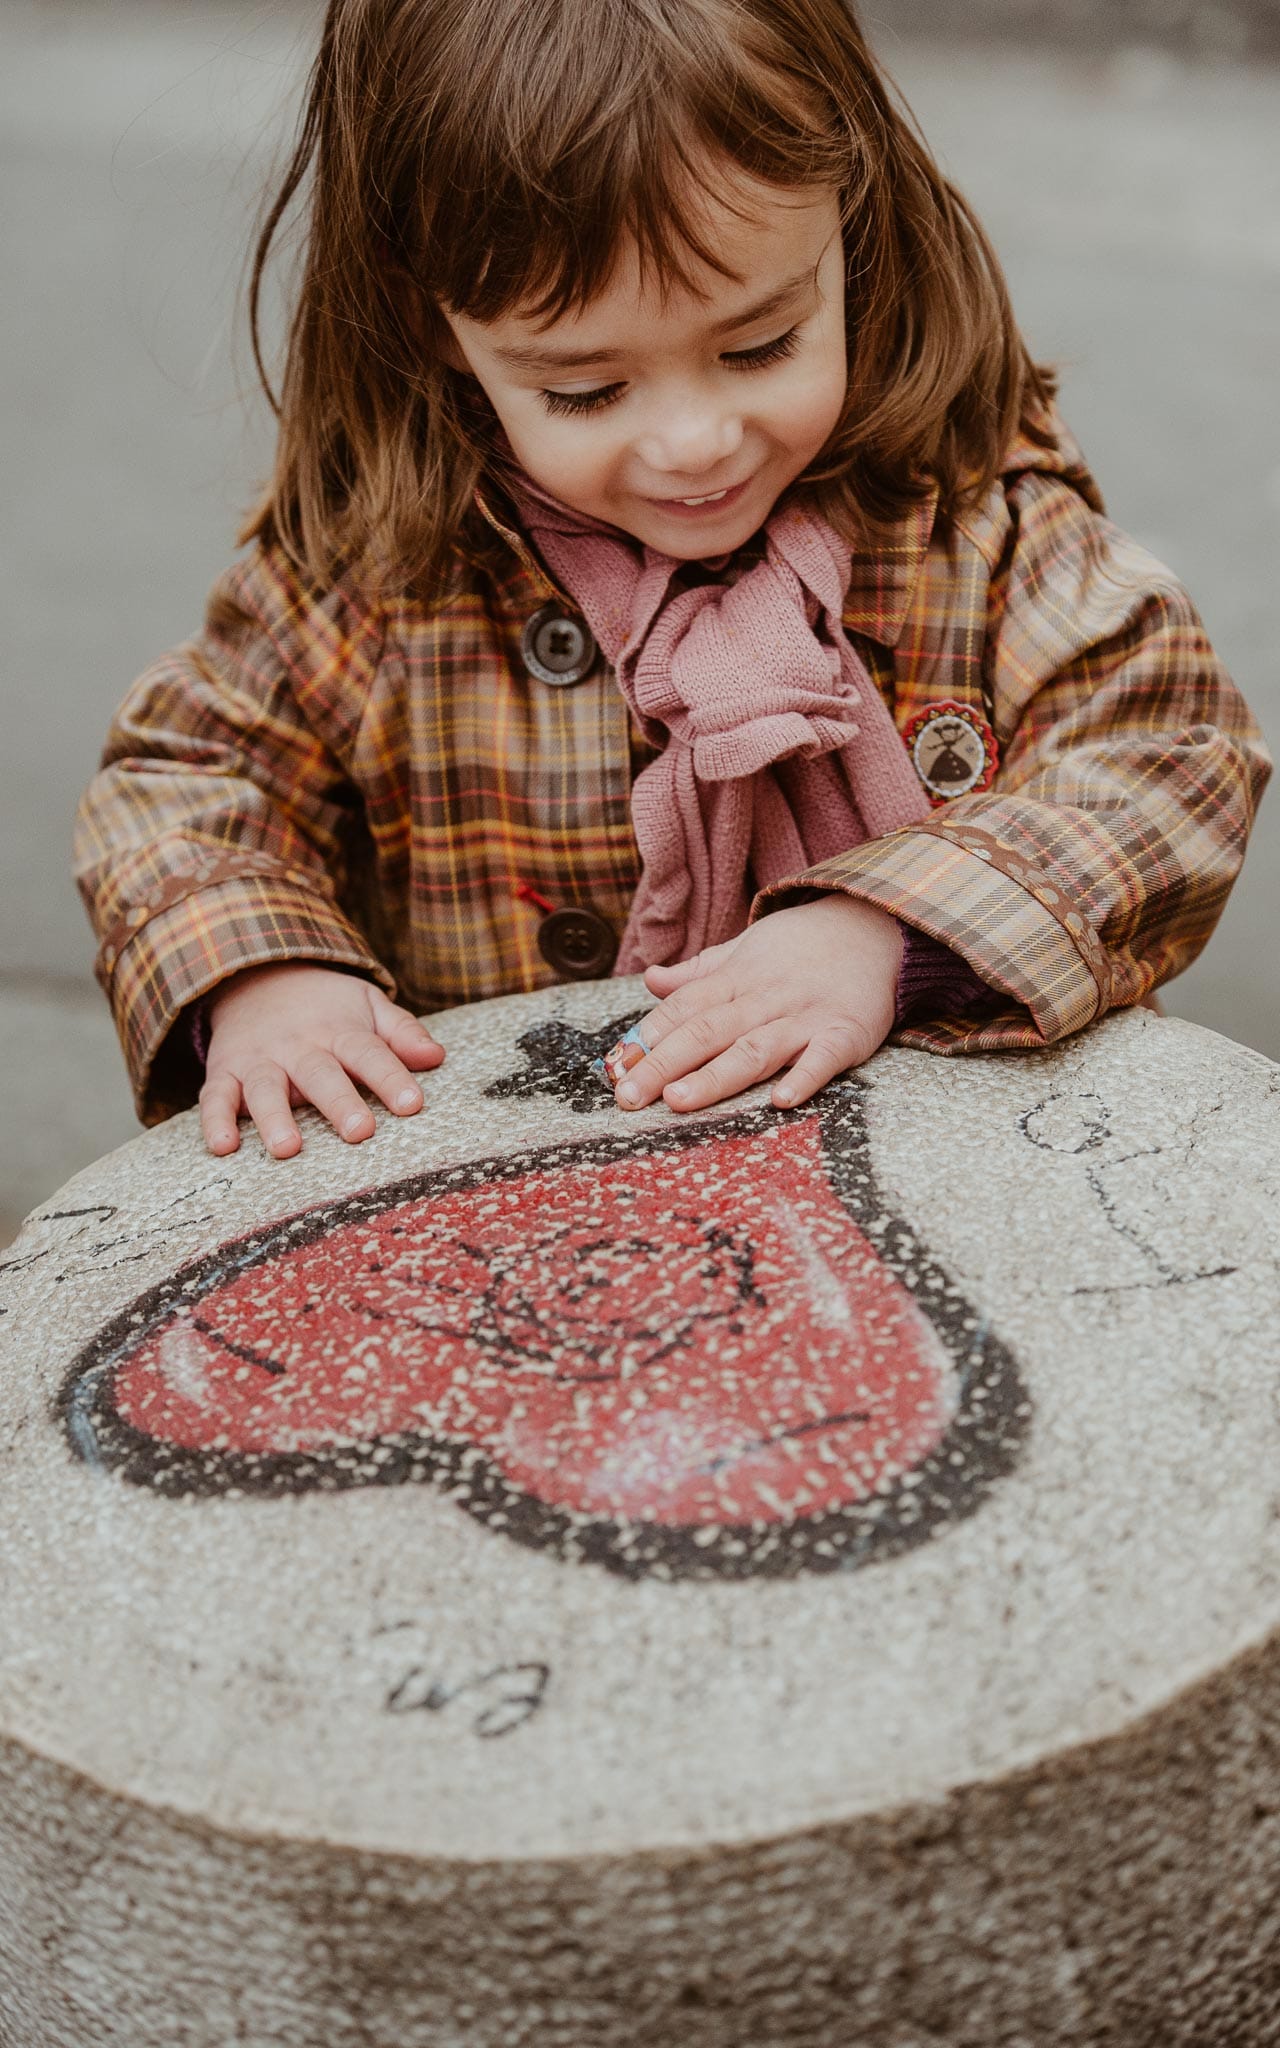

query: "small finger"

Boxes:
[371, 995, 447, 1071]
[240, 1062, 304, 1158]
[634, 972, 738, 1055]
[663, 1021, 801, 1112]
[642, 946, 735, 1004]
[643, 950, 715, 996]
[772, 1025, 870, 1109]
[337, 1028, 431, 1117]
[615, 1001, 743, 1108]
[643, 958, 733, 1024]
[643, 961, 689, 995]
[199, 1072, 243, 1156]
[290, 1045, 379, 1141]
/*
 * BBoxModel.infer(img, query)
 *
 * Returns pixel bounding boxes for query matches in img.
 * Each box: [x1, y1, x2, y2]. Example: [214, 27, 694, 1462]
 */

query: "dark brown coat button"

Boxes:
[521, 605, 598, 687]
[537, 907, 618, 980]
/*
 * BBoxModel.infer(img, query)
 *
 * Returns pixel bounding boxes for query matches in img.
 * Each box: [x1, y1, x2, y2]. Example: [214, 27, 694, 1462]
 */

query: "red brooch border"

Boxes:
[901, 698, 999, 808]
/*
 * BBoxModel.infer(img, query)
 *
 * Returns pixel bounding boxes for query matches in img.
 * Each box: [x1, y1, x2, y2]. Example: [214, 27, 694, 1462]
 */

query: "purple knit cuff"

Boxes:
[188, 994, 212, 1070]
[893, 921, 1002, 1026]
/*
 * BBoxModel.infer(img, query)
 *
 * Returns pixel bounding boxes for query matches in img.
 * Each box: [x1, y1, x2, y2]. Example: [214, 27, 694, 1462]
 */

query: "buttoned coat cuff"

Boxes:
[96, 865, 397, 1124]
[750, 820, 1108, 1054]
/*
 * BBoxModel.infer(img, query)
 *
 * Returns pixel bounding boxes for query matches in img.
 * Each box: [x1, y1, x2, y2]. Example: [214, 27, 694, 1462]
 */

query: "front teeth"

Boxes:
[678, 488, 729, 506]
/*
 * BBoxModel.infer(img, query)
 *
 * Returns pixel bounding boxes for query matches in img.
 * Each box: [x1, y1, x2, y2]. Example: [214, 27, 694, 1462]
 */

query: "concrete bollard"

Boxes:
[2, 979, 1280, 2046]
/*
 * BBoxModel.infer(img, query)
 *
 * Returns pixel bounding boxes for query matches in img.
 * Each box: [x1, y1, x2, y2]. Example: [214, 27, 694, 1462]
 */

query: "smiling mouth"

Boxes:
[648, 476, 751, 508]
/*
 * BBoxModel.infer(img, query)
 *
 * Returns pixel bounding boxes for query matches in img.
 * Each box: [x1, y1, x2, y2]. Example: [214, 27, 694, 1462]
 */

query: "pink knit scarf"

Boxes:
[503, 468, 930, 973]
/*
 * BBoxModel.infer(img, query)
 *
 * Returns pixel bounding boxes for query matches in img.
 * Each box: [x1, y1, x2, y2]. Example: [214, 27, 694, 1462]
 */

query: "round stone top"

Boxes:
[2, 984, 1279, 1867]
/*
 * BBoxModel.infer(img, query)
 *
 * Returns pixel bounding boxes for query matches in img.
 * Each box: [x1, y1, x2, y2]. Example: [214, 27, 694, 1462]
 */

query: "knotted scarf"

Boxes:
[502, 466, 930, 973]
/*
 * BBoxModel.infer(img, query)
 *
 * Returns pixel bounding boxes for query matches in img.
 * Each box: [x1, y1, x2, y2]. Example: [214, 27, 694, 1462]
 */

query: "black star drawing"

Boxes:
[484, 1010, 649, 1114]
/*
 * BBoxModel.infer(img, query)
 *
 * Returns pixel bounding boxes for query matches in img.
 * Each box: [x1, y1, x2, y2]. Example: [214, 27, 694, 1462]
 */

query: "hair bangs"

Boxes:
[418, 2, 847, 329]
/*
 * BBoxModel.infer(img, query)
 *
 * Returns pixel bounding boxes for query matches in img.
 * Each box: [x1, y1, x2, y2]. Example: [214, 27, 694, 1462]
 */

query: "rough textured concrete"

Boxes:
[3, 981, 1280, 2042]
[3, 6, 1277, 1223]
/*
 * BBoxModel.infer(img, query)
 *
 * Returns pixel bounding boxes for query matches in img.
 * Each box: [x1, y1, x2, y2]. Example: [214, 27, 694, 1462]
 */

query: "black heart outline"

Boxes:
[58, 1084, 1029, 1582]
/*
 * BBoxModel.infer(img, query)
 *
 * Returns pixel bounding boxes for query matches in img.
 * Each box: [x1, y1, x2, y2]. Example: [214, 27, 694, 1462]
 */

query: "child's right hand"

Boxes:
[198, 963, 445, 1160]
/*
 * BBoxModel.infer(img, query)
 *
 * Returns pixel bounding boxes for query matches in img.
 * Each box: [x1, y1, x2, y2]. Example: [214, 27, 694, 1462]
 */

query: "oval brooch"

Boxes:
[903, 699, 999, 804]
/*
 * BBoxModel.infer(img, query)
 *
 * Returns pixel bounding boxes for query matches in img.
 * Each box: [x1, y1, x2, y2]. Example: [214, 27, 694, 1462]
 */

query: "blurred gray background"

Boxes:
[2, 0, 1277, 1242]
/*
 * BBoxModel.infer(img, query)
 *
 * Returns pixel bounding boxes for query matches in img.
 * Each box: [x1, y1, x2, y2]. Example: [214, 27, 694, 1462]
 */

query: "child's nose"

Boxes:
[634, 402, 744, 476]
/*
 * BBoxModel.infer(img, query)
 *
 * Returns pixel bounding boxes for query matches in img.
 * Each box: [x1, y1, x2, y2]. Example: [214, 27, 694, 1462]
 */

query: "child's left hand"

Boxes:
[615, 895, 903, 1114]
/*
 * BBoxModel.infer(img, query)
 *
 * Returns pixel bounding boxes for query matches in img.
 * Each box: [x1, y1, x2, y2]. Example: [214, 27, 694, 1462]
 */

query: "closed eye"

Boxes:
[538, 325, 804, 418]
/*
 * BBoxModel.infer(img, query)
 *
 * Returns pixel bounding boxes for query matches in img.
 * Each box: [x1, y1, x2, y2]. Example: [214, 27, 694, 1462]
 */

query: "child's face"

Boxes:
[438, 169, 848, 557]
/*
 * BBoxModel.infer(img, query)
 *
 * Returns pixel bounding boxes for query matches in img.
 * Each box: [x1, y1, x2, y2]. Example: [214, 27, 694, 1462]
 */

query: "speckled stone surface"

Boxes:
[3, 983, 1280, 2045]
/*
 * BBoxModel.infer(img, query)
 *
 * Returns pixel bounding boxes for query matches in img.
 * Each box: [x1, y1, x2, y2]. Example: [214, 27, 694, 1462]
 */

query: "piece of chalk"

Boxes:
[592, 1023, 650, 1091]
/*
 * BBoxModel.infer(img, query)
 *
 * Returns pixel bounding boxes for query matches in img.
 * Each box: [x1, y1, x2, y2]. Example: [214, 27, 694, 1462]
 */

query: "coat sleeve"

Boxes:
[750, 457, 1272, 1055]
[73, 544, 398, 1124]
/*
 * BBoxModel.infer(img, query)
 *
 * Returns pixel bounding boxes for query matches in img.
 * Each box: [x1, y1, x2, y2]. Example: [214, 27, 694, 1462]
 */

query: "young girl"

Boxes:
[75, 0, 1269, 1163]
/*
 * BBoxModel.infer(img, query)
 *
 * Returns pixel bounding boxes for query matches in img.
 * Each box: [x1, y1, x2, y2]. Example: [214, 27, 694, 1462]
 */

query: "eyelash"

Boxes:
[538, 325, 803, 418]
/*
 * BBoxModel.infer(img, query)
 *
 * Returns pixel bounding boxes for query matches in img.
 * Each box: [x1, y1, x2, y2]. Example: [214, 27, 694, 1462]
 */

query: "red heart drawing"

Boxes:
[62, 1089, 1026, 1580]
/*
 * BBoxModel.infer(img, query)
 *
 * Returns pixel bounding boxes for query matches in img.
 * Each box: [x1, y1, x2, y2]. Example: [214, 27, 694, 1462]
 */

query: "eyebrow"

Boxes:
[490, 268, 818, 373]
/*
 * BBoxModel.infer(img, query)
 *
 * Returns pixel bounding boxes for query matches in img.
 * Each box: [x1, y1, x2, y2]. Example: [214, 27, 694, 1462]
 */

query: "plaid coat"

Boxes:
[75, 411, 1270, 1125]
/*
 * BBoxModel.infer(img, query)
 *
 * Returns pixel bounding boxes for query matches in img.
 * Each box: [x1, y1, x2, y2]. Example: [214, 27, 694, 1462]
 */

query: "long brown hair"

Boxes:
[244, 0, 1053, 596]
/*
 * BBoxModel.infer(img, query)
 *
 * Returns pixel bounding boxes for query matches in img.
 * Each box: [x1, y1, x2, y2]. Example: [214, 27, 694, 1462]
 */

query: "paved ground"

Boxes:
[873, 0, 1280, 60]
[2, 2, 1277, 1242]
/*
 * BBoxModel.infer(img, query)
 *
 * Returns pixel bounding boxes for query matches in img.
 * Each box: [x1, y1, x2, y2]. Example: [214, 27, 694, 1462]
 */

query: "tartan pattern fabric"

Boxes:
[74, 409, 1270, 1124]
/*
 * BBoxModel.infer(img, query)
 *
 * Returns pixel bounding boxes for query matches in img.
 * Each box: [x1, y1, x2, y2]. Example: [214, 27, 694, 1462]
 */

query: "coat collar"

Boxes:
[472, 478, 937, 648]
[840, 488, 939, 647]
[471, 482, 574, 610]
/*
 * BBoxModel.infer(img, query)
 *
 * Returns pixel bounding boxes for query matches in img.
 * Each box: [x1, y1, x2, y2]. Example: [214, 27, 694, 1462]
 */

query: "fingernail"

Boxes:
[344, 1112, 369, 1136]
[615, 1081, 640, 1107]
[667, 1081, 689, 1103]
[396, 1087, 421, 1111]
[775, 1086, 795, 1106]
[270, 1127, 294, 1150]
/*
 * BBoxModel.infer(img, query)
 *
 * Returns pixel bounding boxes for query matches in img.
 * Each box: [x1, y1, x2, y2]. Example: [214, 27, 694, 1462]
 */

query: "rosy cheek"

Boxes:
[788, 358, 847, 443]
